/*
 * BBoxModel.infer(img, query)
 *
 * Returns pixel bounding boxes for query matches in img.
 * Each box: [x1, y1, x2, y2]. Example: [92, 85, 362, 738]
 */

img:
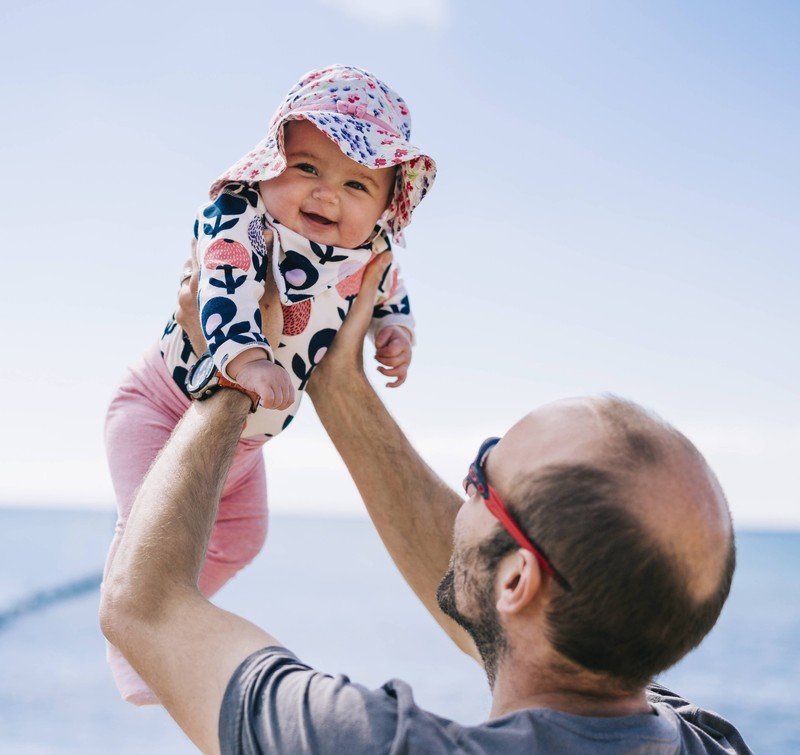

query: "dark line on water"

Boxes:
[0, 572, 102, 631]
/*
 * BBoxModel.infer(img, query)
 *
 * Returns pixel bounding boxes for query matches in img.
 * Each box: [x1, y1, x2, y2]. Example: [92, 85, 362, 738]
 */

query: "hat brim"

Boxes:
[211, 112, 436, 244]
[291, 112, 426, 171]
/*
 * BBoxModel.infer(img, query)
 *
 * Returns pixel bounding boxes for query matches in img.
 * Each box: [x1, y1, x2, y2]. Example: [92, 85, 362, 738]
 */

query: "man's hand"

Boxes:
[177, 229, 281, 359]
[374, 325, 412, 387]
[176, 248, 205, 355]
[306, 252, 394, 399]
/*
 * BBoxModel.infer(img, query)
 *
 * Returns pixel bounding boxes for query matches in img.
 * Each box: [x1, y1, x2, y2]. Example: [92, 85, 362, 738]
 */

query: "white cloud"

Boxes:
[320, 0, 449, 29]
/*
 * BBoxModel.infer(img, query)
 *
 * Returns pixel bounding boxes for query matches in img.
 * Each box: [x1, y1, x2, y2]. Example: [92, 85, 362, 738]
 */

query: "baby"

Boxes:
[103, 64, 436, 705]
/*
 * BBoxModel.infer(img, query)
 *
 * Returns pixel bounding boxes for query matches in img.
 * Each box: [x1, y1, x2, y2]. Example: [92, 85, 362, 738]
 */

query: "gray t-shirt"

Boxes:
[219, 647, 753, 754]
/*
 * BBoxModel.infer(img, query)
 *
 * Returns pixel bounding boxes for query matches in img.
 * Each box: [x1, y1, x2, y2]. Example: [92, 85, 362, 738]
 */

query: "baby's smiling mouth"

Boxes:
[302, 211, 334, 226]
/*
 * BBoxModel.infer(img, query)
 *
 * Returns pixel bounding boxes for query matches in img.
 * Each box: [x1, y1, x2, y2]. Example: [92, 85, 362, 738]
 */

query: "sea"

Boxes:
[0, 508, 797, 754]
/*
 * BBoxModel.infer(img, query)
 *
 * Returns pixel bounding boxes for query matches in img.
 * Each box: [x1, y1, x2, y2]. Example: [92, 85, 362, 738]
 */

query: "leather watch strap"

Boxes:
[216, 374, 260, 413]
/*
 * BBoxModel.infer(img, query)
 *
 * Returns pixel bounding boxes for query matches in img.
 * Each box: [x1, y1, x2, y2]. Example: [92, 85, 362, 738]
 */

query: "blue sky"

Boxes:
[1, 0, 798, 528]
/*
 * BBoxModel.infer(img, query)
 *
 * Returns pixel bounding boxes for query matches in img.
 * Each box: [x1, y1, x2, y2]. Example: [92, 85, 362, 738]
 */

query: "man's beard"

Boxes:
[436, 549, 508, 688]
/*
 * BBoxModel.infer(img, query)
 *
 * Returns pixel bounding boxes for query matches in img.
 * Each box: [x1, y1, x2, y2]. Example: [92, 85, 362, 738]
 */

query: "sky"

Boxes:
[1, 0, 798, 528]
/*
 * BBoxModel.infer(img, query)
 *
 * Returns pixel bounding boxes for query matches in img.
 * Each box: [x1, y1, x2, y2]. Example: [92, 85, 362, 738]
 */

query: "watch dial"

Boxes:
[188, 355, 215, 392]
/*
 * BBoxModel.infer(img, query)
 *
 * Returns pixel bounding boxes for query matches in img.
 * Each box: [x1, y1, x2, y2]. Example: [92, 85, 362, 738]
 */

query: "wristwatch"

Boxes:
[185, 352, 259, 413]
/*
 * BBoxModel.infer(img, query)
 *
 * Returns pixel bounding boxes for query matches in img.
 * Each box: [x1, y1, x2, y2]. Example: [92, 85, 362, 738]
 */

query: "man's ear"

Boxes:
[496, 550, 543, 616]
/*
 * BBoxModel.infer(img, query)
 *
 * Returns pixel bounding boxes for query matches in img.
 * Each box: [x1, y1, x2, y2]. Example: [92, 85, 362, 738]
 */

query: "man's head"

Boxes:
[437, 396, 735, 693]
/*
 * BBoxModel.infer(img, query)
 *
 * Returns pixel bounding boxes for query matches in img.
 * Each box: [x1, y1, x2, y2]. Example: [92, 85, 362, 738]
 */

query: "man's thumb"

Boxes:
[348, 253, 392, 327]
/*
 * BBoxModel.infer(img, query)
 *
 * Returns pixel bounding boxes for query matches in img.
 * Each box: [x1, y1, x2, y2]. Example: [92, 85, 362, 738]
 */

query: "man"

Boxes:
[100, 253, 752, 754]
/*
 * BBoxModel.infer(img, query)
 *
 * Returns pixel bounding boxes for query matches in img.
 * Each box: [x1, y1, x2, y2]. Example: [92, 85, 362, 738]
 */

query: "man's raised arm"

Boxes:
[307, 255, 479, 661]
[99, 390, 281, 754]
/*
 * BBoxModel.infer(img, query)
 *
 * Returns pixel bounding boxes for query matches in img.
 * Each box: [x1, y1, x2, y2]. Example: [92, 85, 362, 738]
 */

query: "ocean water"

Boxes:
[0, 508, 797, 754]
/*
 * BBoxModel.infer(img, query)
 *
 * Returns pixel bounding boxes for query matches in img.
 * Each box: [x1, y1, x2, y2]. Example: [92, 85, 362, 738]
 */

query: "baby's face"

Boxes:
[259, 119, 396, 249]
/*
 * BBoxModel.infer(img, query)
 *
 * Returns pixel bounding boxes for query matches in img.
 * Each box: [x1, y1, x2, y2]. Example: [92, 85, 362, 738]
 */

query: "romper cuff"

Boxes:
[217, 341, 274, 382]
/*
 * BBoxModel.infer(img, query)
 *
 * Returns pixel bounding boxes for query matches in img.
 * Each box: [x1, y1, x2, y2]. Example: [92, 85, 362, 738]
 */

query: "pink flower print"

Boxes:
[281, 299, 312, 336]
[205, 239, 250, 271]
[394, 149, 408, 158]
[335, 259, 373, 298]
[374, 158, 387, 166]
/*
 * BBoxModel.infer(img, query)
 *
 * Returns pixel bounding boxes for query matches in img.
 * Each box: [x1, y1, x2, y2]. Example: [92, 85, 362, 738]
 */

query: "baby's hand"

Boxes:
[229, 353, 295, 410]
[374, 325, 412, 388]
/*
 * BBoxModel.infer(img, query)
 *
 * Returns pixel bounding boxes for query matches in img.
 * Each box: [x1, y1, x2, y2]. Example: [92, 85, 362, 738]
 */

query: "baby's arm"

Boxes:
[370, 259, 415, 388]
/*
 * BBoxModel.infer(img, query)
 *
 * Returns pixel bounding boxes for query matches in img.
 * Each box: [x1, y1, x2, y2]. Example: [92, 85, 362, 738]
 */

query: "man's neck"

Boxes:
[488, 656, 651, 720]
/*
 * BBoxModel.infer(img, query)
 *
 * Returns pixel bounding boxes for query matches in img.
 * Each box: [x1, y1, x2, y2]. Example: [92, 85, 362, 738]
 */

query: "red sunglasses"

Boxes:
[464, 437, 572, 592]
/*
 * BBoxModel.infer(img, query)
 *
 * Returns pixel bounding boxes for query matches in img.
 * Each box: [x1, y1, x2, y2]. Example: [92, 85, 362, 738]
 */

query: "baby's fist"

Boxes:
[374, 325, 412, 388]
[233, 358, 295, 410]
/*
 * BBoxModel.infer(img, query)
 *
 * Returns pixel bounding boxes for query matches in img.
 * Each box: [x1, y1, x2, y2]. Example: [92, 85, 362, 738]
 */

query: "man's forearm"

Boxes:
[309, 371, 479, 659]
[102, 390, 250, 623]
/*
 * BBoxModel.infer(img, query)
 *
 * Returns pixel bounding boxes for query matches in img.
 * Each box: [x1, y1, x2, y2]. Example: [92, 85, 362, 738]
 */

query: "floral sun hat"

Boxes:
[210, 64, 436, 245]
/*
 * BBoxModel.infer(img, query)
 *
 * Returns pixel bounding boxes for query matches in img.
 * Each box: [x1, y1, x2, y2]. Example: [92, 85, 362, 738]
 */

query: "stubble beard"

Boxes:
[436, 550, 508, 689]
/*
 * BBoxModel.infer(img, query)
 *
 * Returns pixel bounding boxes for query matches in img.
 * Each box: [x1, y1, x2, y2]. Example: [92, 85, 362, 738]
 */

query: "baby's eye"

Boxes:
[346, 180, 368, 192]
[296, 163, 318, 175]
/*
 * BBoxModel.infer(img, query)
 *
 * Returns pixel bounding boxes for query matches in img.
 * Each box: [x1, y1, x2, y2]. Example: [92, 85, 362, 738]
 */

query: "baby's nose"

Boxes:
[311, 181, 337, 202]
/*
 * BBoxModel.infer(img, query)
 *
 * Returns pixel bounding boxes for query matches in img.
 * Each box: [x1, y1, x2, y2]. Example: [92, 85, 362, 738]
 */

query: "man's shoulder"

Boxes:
[647, 683, 754, 754]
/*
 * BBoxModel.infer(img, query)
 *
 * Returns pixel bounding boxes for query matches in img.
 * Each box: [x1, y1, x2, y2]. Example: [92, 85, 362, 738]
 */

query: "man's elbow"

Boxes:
[99, 578, 131, 648]
[99, 572, 151, 651]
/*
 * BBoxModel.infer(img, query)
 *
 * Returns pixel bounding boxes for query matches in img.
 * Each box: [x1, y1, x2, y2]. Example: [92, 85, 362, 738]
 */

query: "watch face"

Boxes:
[186, 353, 216, 394]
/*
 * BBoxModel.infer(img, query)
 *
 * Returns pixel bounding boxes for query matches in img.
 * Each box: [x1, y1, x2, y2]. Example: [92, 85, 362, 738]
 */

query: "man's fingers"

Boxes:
[337, 253, 393, 342]
[176, 252, 205, 353]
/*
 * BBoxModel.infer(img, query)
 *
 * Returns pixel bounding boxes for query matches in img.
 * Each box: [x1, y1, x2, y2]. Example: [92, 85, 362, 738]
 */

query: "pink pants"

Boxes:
[102, 344, 268, 704]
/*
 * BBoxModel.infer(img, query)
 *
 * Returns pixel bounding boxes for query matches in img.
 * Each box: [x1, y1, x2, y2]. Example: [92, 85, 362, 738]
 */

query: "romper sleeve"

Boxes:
[194, 184, 273, 380]
[369, 258, 416, 344]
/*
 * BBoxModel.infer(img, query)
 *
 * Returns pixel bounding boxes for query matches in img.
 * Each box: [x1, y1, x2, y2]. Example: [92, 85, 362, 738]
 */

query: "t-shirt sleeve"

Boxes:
[646, 682, 754, 754]
[220, 647, 407, 755]
[195, 184, 273, 380]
